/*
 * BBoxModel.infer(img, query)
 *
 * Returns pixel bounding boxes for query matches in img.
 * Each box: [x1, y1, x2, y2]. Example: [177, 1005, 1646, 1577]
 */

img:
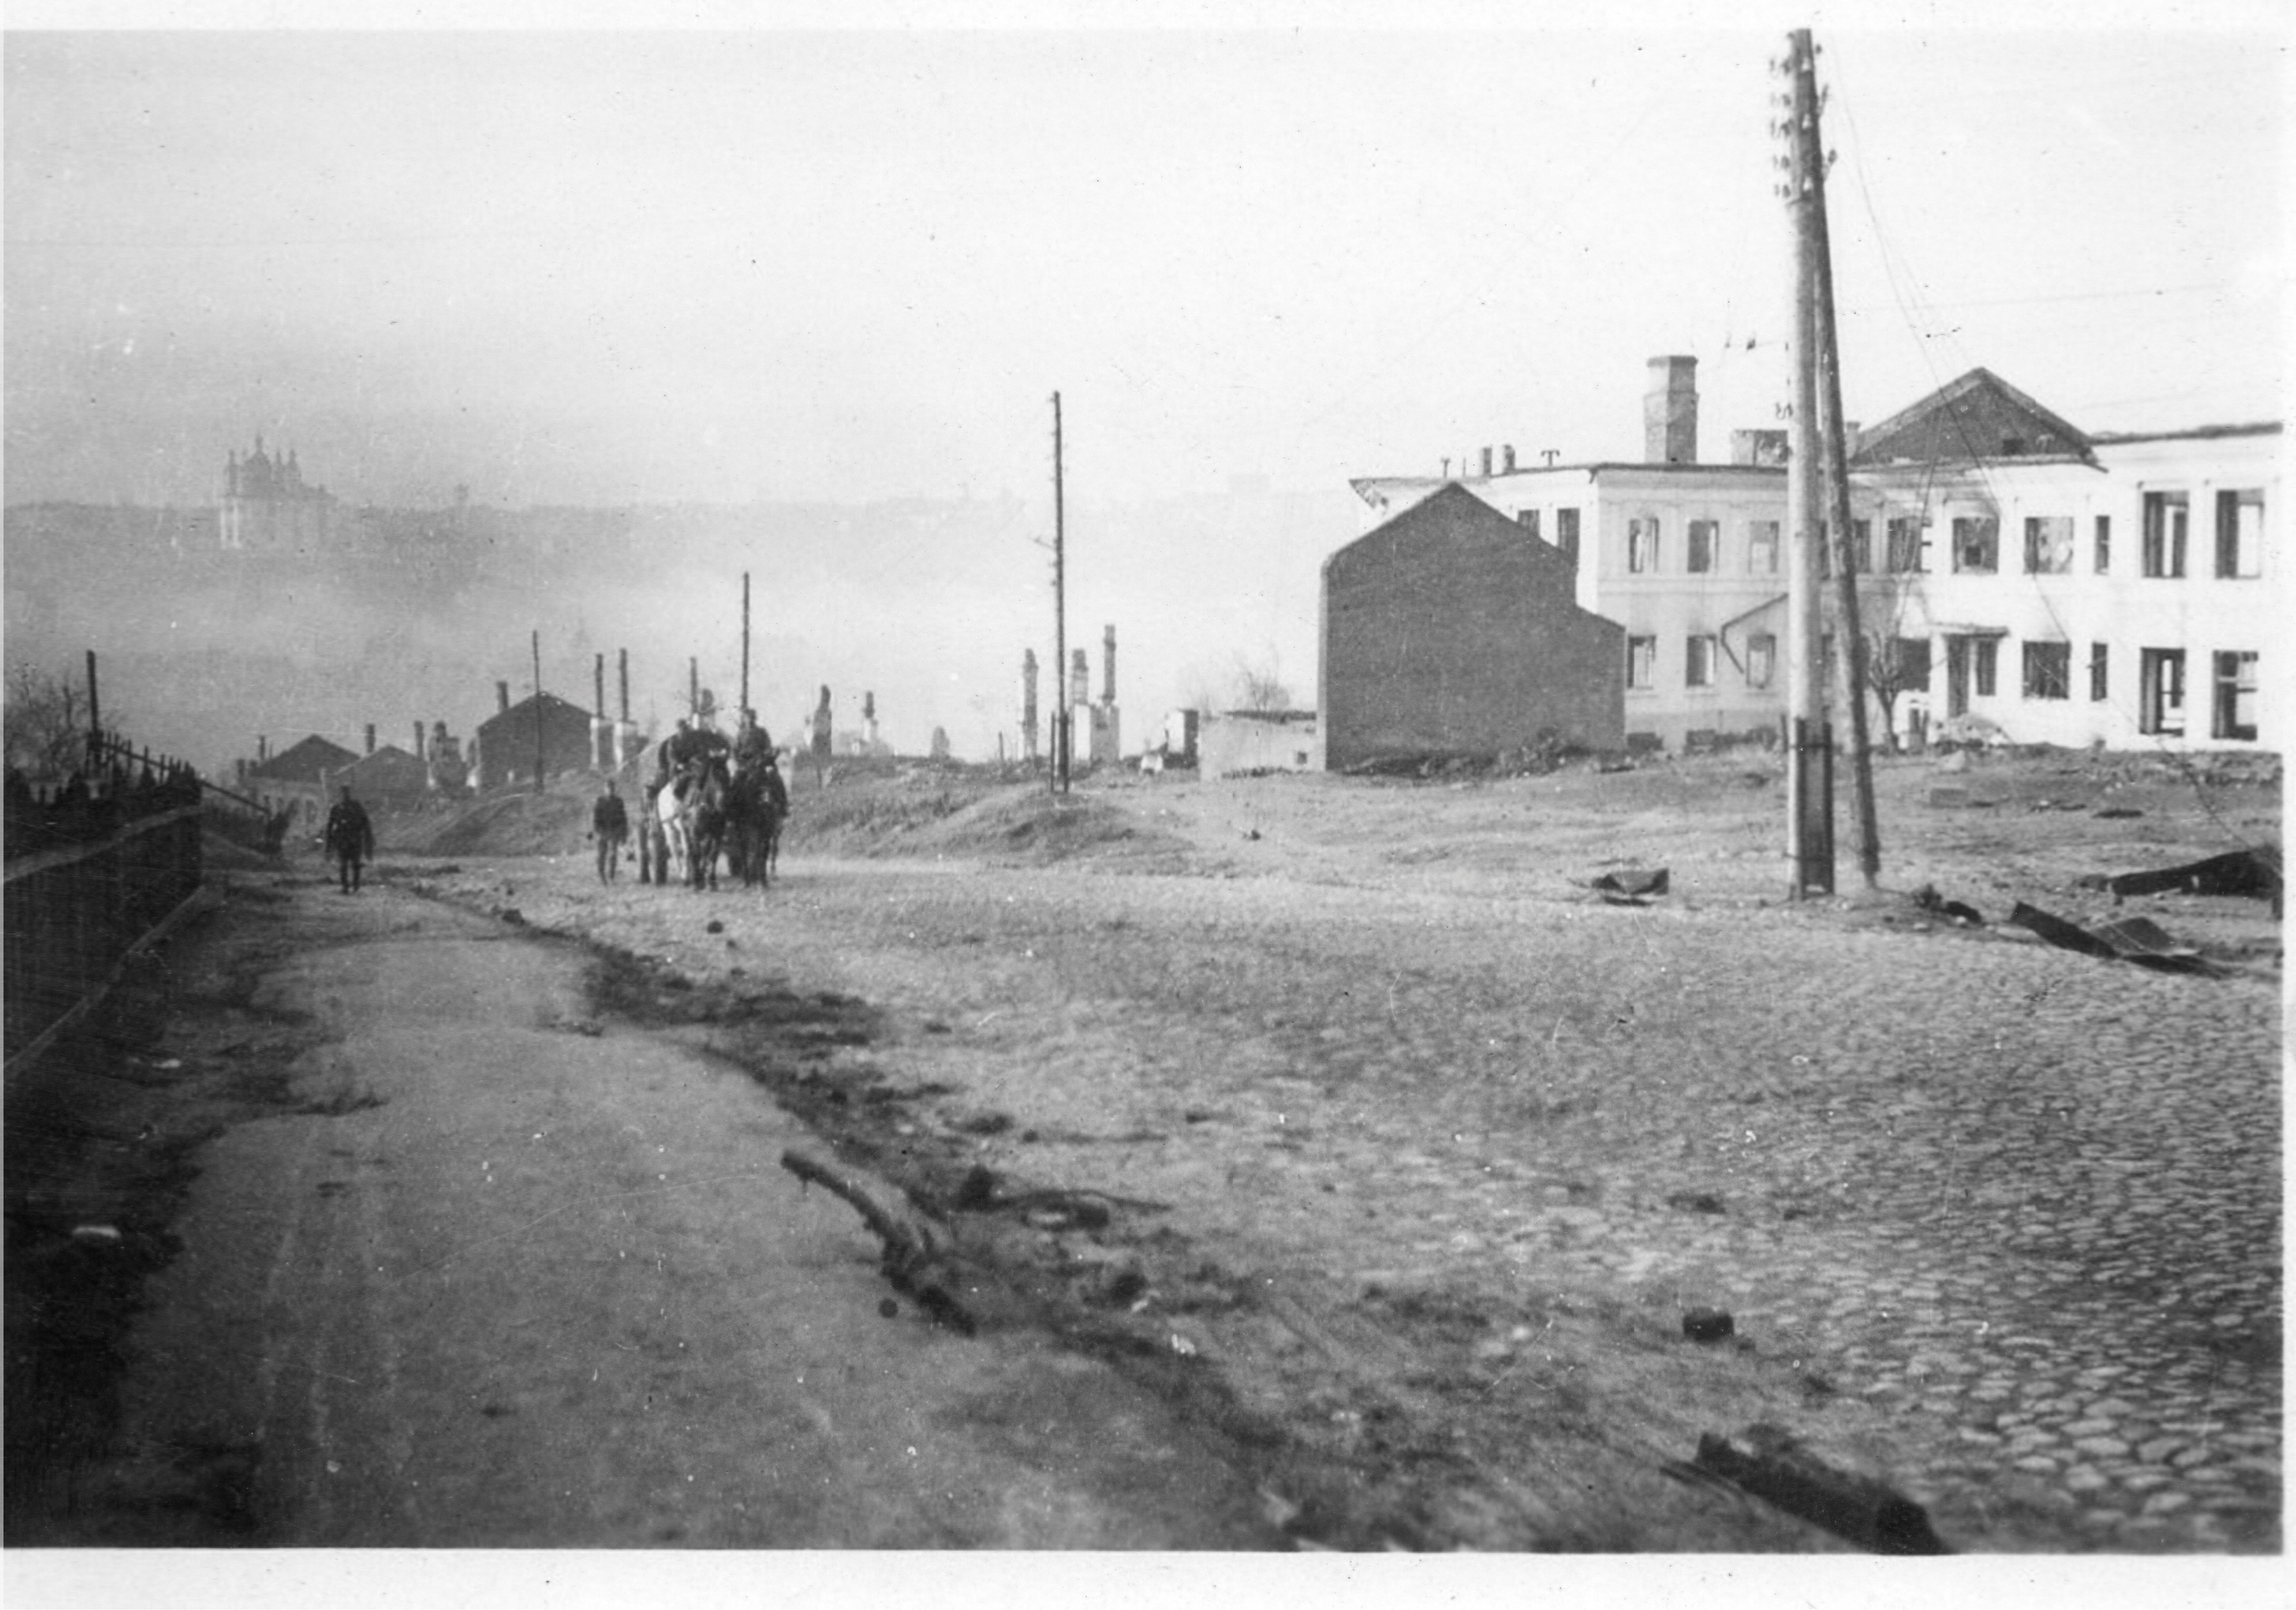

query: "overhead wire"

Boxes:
[1825, 46, 2267, 836]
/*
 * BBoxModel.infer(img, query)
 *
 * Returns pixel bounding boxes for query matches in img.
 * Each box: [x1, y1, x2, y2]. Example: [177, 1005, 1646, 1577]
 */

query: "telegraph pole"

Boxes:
[1776, 29, 1833, 898]
[1051, 390, 1070, 797]
[1805, 59, 1883, 887]
[740, 571, 752, 718]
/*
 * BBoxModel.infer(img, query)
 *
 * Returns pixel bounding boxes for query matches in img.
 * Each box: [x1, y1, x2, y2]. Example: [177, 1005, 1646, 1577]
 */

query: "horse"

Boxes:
[725, 762, 787, 889]
[665, 752, 732, 891]
[637, 779, 672, 884]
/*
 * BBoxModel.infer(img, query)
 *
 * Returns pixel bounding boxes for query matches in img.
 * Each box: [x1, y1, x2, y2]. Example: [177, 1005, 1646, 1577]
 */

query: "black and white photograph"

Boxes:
[4, 4, 2284, 1604]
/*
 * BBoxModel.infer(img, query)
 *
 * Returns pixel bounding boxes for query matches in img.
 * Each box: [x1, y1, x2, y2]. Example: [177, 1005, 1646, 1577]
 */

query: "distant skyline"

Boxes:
[5, 18, 2284, 516]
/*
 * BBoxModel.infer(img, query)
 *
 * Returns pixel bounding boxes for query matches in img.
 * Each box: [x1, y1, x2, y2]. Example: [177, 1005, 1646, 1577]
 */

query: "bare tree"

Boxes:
[1228, 651, 1294, 714]
[4, 662, 96, 778]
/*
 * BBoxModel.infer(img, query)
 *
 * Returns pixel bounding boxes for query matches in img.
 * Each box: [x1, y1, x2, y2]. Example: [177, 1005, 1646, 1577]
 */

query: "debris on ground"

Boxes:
[2007, 902, 2224, 977]
[1589, 866, 1669, 904]
[1689, 1424, 1950, 1555]
[1681, 1307, 1735, 1343]
[779, 1146, 975, 1334]
[2074, 845, 2283, 912]
[1911, 885, 1984, 927]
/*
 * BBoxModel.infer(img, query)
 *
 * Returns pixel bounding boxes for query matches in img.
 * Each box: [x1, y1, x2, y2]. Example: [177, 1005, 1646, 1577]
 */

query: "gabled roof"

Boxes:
[333, 744, 428, 790]
[1851, 368, 2091, 467]
[474, 690, 593, 737]
[246, 734, 361, 783]
[1329, 481, 1580, 590]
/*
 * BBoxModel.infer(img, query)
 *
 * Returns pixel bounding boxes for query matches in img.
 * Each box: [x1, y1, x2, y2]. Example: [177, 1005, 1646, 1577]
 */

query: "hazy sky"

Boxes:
[6, 10, 2285, 512]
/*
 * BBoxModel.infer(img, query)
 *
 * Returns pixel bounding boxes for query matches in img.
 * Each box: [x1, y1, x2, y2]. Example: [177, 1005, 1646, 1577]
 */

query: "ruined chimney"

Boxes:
[1070, 649, 1090, 711]
[1644, 355, 1699, 466]
[496, 680, 511, 715]
[1480, 446, 1494, 478]
[365, 723, 376, 755]
[1101, 625, 1117, 706]
[414, 721, 426, 761]
[1502, 444, 1517, 474]
[258, 735, 268, 762]
[1019, 649, 1039, 762]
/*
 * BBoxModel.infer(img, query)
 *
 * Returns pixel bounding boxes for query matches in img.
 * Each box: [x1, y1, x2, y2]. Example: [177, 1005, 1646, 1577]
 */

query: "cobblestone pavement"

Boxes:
[418, 789, 2280, 1552]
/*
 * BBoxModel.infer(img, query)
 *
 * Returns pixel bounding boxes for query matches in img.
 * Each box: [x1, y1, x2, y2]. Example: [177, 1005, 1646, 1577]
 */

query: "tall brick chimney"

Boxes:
[497, 680, 511, 715]
[1644, 355, 1699, 466]
[364, 723, 376, 755]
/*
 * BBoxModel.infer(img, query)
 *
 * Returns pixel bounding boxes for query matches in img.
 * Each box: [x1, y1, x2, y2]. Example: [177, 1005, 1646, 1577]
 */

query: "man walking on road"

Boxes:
[591, 779, 630, 883]
[323, 785, 375, 894]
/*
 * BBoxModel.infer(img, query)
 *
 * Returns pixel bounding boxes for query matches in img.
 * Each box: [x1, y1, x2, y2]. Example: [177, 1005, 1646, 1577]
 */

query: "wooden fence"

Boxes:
[4, 800, 205, 1077]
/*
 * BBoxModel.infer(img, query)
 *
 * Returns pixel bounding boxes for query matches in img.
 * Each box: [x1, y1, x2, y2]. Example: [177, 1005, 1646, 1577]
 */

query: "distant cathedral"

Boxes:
[219, 436, 336, 552]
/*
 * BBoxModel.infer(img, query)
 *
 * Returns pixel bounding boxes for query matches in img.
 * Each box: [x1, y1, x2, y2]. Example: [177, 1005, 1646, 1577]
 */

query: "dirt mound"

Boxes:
[789, 774, 1193, 866]
[385, 788, 590, 858]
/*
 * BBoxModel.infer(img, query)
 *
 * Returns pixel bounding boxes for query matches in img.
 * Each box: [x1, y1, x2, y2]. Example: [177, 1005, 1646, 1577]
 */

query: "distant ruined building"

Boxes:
[219, 436, 336, 552]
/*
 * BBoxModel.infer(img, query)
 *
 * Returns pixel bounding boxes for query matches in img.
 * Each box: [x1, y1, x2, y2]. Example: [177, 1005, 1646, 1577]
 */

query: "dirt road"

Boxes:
[15, 880, 1281, 1548]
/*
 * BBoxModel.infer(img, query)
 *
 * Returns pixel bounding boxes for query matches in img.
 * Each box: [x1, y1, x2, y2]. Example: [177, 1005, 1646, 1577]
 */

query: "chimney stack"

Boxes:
[1101, 625, 1117, 705]
[1644, 355, 1699, 466]
[414, 721, 426, 760]
[1502, 444, 1517, 473]
[365, 723, 376, 755]
[1070, 649, 1089, 711]
[1019, 649, 1039, 763]
[1480, 446, 1494, 478]
[497, 680, 511, 715]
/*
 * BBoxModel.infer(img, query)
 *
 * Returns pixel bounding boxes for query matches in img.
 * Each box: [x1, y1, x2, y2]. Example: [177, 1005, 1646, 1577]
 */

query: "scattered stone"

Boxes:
[2073, 1436, 2131, 1459]
[70, 1224, 124, 1246]
[705, 919, 725, 934]
[1666, 1190, 1727, 1215]
[1682, 1308, 1735, 1344]
[2012, 1455, 2059, 1475]
[878, 1298, 899, 1319]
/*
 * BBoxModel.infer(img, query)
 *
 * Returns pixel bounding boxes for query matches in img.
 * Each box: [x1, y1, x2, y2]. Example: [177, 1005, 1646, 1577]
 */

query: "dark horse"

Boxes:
[684, 754, 733, 890]
[725, 762, 788, 889]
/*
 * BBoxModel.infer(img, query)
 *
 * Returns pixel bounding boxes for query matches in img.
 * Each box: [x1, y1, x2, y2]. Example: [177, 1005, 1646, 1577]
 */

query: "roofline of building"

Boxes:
[2089, 421, 2283, 445]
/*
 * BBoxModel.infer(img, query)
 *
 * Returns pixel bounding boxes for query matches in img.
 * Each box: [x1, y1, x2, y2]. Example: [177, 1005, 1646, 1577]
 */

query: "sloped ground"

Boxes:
[365, 744, 2278, 1553]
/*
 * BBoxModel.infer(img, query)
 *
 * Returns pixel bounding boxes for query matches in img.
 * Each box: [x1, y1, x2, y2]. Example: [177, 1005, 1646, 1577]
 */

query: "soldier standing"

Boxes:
[323, 785, 376, 894]
[591, 780, 629, 883]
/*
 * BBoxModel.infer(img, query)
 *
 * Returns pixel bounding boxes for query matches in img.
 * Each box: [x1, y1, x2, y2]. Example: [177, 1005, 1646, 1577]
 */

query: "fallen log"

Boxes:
[780, 1147, 976, 1334]
[1693, 1424, 1948, 1554]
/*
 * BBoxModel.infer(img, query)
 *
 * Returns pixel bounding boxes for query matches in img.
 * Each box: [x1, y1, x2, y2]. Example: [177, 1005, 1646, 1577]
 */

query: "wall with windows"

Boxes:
[1851, 429, 2277, 750]
[1343, 419, 2276, 755]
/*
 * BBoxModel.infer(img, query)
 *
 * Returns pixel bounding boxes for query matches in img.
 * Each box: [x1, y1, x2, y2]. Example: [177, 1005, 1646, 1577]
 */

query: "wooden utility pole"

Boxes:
[740, 571, 752, 719]
[1777, 29, 1833, 898]
[1051, 390, 1069, 797]
[1801, 38, 1883, 888]
[689, 657, 700, 719]
[531, 629, 545, 795]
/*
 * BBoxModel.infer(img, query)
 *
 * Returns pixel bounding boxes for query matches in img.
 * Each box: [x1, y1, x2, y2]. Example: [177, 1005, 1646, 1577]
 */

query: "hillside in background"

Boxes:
[4, 484, 1348, 776]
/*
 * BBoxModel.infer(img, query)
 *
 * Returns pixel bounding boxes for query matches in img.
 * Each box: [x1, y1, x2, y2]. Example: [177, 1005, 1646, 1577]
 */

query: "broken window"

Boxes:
[1885, 516, 1927, 574]
[1517, 508, 1542, 540]
[2089, 642, 2109, 703]
[1974, 638, 1998, 698]
[1628, 517, 1661, 574]
[1748, 520, 1779, 574]
[2140, 649, 2186, 736]
[2142, 491, 2188, 578]
[1951, 515, 1999, 573]
[2022, 641, 2071, 701]
[1687, 519, 1719, 573]
[1686, 635, 1717, 688]
[1895, 636, 1932, 694]
[2216, 489, 2263, 579]
[1556, 508, 1581, 569]
[2023, 516, 2074, 575]
[2213, 651, 2259, 740]
[1626, 635, 1657, 690]
[1746, 634, 1776, 688]
[2094, 514, 2111, 574]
